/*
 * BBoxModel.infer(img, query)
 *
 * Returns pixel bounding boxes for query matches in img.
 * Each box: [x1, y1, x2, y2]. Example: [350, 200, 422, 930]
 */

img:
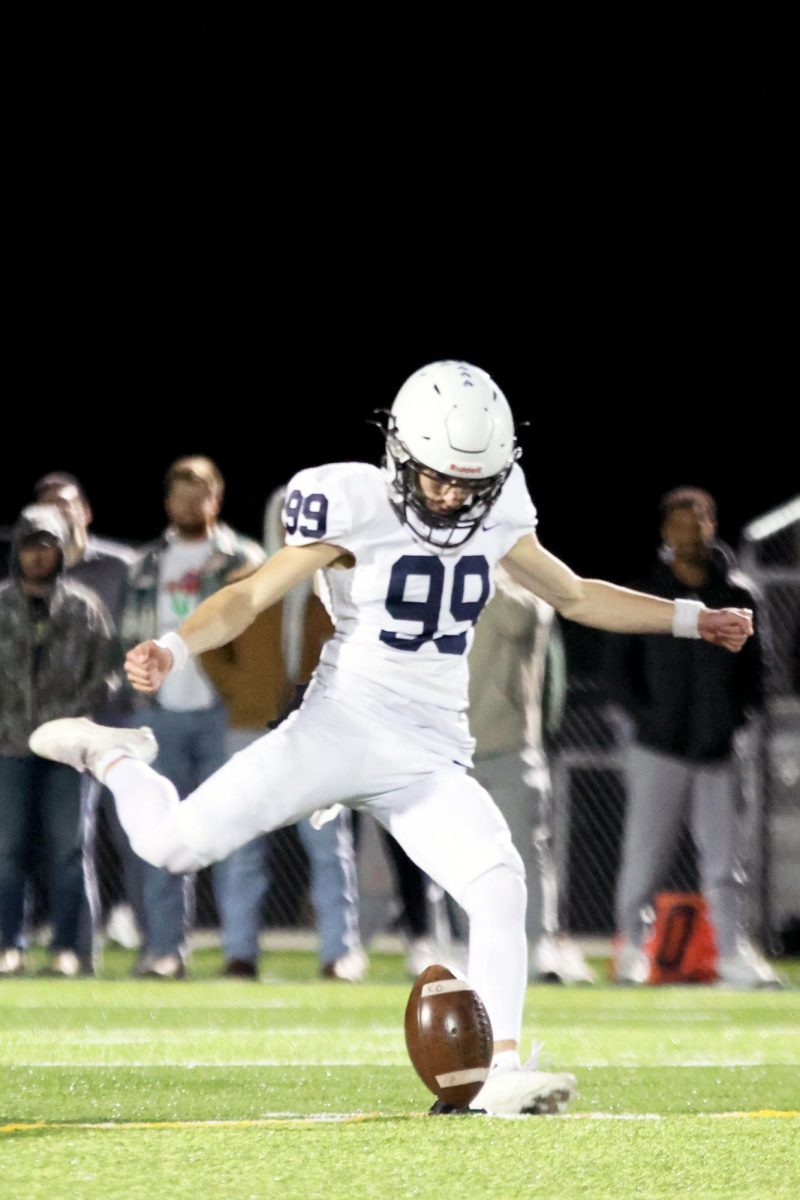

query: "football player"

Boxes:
[29, 361, 753, 1115]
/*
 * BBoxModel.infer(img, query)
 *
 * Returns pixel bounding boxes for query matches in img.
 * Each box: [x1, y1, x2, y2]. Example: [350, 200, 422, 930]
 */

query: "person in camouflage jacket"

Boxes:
[0, 505, 120, 976]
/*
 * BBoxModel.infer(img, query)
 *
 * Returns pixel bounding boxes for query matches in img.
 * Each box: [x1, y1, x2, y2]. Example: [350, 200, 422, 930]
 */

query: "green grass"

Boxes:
[1, 949, 798, 1199]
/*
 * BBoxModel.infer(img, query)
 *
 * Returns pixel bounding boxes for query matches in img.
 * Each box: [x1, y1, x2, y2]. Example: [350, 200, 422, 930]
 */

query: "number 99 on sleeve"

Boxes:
[283, 490, 329, 538]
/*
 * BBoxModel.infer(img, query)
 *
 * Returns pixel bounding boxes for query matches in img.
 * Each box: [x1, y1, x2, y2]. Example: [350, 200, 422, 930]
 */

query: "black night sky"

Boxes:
[5, 16, 794, 587]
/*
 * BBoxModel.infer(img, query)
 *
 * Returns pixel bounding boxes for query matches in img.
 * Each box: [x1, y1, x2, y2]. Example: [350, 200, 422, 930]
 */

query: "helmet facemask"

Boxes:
[381, 416, 517, 551]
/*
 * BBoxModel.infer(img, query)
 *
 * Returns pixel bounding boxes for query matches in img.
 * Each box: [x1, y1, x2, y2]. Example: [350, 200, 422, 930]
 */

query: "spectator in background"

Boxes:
[121, 456, 264, 977]
[606, 487, 780, 988]
[33, 472, 134, 615]
[466, 567, 595, 983]
[198, 485, 365, 981]
[33, 472, 142, 956]
[0, 506, 119, 976]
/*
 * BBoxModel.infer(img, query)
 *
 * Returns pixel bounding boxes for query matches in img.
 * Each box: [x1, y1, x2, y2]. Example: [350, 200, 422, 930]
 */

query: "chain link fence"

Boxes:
[548, 630, 708, 939]
[4, 496, 799, 957]
[739, 498, 800, 951]
[548, 497, 800, 948]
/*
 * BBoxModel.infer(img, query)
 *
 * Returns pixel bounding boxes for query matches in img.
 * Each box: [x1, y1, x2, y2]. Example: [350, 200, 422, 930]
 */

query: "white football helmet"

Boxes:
[381, 360, 520, 550]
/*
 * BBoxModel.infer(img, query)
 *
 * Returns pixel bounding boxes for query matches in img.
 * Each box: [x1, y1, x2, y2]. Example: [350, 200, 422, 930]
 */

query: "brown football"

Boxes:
[404, 964, 493, 1108]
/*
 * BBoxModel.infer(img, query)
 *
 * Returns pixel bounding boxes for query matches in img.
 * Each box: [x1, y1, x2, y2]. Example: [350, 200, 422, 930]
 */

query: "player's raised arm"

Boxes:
[125, 541, 344, 694]
[501, 532, 753, 652]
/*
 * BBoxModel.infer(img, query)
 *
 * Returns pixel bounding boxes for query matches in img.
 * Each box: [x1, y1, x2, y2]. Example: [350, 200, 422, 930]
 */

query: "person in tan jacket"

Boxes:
[467, 566, 594, 983]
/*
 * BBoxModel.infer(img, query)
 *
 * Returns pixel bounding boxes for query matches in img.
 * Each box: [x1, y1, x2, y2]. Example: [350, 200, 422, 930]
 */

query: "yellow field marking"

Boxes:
[707, 1110, 800, 1119]
[2, 1110, 799, 1133]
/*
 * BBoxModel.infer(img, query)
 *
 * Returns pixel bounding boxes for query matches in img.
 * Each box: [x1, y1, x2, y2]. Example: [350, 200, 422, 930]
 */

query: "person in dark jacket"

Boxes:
[606, 487, 780, 988]
[33, 472, 143, 960]
[0, 506, 119, 975]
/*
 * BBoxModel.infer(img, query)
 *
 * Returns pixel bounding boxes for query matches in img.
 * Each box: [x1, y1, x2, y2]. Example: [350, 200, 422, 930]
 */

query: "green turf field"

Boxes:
[1, 949, 798, 1199]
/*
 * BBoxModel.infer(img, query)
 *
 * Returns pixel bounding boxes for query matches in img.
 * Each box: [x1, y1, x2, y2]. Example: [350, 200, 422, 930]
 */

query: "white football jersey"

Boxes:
[283, 462, 537, 711]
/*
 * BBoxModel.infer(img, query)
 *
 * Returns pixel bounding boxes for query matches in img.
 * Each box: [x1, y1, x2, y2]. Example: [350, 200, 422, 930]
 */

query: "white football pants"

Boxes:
[108, 669, 527, 1040]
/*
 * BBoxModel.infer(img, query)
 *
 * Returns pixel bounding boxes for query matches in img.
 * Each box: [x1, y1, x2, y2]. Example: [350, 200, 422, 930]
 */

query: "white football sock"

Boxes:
[106, 759, 201, 873]
[461, 864, 527, 1045]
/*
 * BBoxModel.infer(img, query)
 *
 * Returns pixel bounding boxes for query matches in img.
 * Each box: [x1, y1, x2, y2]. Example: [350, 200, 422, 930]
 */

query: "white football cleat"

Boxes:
[471, 1066, 577, 1115]
[29, 717, 158, 780]
[717, 941, 784, 990]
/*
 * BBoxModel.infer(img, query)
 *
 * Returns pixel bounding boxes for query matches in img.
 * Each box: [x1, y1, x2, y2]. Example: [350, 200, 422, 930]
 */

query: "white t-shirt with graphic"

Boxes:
[157, 537, 218, 711]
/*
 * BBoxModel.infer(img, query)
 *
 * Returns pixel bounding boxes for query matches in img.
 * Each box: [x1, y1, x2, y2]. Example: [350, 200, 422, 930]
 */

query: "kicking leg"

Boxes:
[29, 703, 368, 877]
[27, 719, 196, 866]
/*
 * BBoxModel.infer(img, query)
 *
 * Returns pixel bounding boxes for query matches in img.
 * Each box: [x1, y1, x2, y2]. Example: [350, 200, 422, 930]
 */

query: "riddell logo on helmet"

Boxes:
[449, 464, 482, 475]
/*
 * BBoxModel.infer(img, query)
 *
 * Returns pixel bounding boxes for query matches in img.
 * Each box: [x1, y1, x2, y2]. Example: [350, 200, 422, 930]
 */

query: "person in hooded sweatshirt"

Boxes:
[606, 487, 781, 989]
[0, 505, 120, 976]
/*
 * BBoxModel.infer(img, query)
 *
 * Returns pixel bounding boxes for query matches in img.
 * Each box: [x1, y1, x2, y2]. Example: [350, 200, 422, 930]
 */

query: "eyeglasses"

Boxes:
[416, 467, 489, 494]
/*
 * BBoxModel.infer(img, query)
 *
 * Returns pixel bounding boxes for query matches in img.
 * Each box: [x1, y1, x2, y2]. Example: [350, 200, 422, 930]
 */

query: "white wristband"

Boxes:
[672, 598, 705, 639]
[154, 631, 190, 671]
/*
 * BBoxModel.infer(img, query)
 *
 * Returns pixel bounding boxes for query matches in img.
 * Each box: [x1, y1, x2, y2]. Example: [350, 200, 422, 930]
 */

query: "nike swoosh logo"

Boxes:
[482, 522, 499, 532]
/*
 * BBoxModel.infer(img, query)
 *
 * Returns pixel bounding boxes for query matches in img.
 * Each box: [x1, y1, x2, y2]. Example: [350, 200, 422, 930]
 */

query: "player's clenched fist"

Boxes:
[125, 640, 174, 693]
[698, 608, 753, 653]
